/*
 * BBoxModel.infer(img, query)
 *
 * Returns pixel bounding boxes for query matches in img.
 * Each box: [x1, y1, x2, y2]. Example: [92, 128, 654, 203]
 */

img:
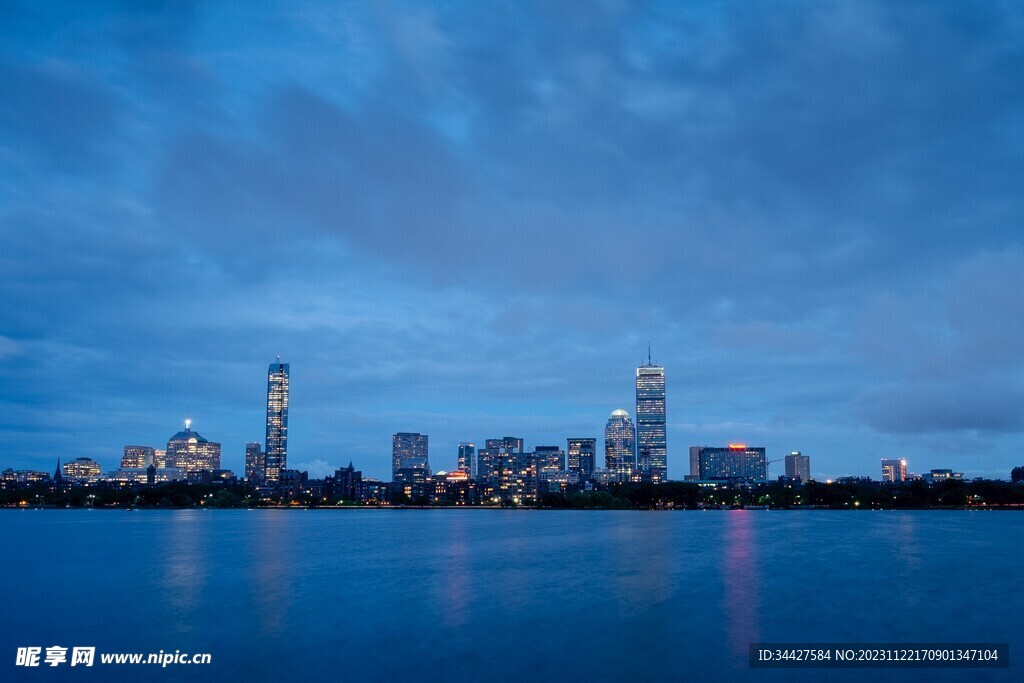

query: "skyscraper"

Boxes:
[245, 442, 264, 484]
[881, 458, 907, 482]
[604, 409, 636, 479]
[567, 438, 596, 482]
[457, 442, 476, 478]
[636, 354, 667, 481]
[393, 432, 429, 481]
[785, 451, 810, 482]
[264, 358, 290, 483]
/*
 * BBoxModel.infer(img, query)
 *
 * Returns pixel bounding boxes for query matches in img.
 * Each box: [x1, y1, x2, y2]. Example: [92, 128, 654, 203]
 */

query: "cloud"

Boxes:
[291, 459, 338, 480]
[1, 1, 1023, 479]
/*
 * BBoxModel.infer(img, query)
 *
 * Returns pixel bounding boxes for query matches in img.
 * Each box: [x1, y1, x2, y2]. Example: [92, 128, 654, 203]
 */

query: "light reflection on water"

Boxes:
[724, 511, 760, 660]
[1, 509, 1020, 683]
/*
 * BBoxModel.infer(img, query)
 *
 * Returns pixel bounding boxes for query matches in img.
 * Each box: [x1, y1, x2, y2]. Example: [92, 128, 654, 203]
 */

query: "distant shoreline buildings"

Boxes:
[2, 355, 1020, 506]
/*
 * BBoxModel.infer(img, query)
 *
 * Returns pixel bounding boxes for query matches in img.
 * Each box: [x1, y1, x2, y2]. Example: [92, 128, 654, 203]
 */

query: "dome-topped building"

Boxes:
[605, 409, 636, 479]
[166, 419, 221, 473]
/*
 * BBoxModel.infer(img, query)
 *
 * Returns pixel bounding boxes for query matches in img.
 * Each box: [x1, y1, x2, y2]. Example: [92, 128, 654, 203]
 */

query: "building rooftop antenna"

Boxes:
[648, 340, 652, 366]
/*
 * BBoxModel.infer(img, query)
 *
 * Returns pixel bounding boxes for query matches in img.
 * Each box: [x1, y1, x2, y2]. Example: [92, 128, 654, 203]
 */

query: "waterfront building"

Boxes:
[333, 462, 363, 501]
[121, 446, 154, 469]
[477, 437, 522, 492]
[922, 468, 963, 483]
[63, 457, 101, 482]
[636, 355, 666, 481]
[590, 469, 619, 485]
[245, 442, 264, 483]
[539, 470, 579, 493]
[689, 446, 707, 478]
[1012, 466, 1024, 484]
[784, 451, 811, 482]
[394, 456, 430, 486]
[457, 442, 476, 478]
[1, 468, 53, 485]
[604, 409, 636, 479]
[103, 467, 182, 484]
[535, 446, 565, 477]
[881, 458, 907, 483]
[264, 358, 290, 483]
[567, 438, 596, 482]
[698, 445, 767, 482]
[392, 433, 429, 481]
[166, 420, 221, 473]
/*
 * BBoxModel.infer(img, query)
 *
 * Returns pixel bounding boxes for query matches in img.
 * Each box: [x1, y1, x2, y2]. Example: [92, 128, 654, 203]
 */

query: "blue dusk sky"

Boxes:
[2, 1, 1023, 481]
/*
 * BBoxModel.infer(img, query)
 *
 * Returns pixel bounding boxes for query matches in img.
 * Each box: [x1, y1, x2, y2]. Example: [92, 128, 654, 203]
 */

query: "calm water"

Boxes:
[1, 509, 1020, 682]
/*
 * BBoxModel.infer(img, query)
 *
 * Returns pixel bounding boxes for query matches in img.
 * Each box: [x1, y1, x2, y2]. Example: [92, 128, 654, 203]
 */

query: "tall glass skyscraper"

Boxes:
[264, 359, 290, 483]
[457, 442, 475, 478]
[604, 409, 636, 479]
[636, 356, 666, 481]
[393, 432, 429, 481]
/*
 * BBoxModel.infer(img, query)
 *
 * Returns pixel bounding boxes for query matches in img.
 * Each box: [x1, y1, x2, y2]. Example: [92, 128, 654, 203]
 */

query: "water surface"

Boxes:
[2, 509, 1019, 682]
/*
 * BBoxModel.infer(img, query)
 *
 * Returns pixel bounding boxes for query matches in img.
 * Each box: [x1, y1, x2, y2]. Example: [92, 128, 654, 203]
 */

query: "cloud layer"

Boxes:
[2, 1, 1023, 479]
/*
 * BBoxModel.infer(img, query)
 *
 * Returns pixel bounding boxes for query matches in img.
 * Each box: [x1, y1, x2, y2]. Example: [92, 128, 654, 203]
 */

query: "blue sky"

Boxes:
[2, 1, 1023, 481]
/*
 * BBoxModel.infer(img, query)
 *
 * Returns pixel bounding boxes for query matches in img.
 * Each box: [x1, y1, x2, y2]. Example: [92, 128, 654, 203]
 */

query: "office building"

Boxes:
[477, 437, 523, 487]
[121, 446, 154, 469]
[62, 457, 101, 482]
[698, 445, 767, 482]
[166, 420, 221, 473]
[264, 358, 290, 483]
[245, 442, 264, 483]
[784, 451, 811, 482]
[457, 442, 476, 478]
[394, 456, 430, 486]
[535, 446, 565, 477]
[333, 462, 363, 501]
[567, 438, 597, 482]
[923, 468, 963, 483]
[393, 432, 429, 481]
[881, 458, 907, 483]
[604, 409, 636, 478]
[636, 355, 666, 480]
[689, 446, 706, 478]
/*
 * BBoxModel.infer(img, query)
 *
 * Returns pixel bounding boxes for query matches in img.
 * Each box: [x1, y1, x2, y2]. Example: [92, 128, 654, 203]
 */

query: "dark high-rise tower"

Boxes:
[636, 348, 666, 481]
[392, 432, 429, 481]
[245, 442, 264, 484]
[567, 438, 596, 482]
[264, 358, 290, 483]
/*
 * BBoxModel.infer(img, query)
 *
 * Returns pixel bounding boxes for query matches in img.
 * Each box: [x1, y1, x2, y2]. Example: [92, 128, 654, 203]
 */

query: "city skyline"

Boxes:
[3, 2, 1024, 482]
[0, 356, 1010, 483]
